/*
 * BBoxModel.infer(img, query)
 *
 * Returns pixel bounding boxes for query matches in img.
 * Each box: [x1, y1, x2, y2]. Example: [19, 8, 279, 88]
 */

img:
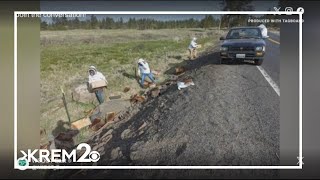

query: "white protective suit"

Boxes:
[188, 37, 198, 49]
[258, 24, 268, 38]
[88, 66, 108, 84]
[138, 59, 151, 74]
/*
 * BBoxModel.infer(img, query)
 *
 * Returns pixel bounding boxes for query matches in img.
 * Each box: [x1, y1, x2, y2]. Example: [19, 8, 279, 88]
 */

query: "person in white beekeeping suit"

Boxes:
[258, 24, 269, 38]
[88, 65, 108, 104]
[137, 58, 156, 88]
[188, 37, 198, 59]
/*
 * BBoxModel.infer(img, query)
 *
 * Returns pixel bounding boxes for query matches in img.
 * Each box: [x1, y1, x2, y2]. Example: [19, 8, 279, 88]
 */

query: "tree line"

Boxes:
[40, 0, 280, 30]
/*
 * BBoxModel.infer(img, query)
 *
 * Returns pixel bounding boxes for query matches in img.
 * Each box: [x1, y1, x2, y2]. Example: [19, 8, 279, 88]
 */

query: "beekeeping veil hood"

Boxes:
[88, 65, 97, 74]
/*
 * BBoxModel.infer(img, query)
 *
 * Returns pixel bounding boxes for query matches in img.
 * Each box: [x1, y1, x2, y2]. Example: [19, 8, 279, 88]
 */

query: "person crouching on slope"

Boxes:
[88, 66, 108, 104]
[137, 58, 156, 88]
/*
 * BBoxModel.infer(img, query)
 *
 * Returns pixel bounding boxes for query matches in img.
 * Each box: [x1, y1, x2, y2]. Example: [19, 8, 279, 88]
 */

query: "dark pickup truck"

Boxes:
[219, 27, 267, 66]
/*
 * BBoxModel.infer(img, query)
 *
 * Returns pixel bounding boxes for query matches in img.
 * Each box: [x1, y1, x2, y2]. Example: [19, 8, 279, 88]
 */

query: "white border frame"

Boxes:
[14, 11, 303, 170]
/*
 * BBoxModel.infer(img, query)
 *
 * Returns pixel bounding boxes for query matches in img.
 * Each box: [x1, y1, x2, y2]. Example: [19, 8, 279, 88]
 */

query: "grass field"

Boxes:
[40, 28, 224, 144]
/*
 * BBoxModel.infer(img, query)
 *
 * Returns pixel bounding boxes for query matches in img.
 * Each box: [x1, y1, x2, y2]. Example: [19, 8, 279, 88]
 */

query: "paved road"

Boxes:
[263, 32, 281, 87]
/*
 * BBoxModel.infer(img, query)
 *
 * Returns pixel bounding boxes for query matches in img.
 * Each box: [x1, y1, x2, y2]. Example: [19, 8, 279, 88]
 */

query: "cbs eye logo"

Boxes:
[89, 151, 100, 162]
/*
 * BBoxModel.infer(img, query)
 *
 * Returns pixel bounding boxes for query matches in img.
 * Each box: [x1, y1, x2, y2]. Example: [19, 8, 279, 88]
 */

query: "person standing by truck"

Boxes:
[258, 24, 269, 38]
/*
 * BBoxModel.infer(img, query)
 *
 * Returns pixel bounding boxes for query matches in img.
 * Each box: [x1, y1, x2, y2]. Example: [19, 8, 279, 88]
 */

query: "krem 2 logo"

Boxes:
[18, 143, 100, 165]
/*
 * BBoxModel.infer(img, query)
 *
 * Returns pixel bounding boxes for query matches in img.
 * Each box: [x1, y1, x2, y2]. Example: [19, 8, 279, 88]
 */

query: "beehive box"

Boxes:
[71, 117, 92, 130]
[89, 80, 107, 90]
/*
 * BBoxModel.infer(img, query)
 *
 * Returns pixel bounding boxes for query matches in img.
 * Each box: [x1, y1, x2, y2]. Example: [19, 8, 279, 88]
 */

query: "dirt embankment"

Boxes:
[47, 46, 279, 179]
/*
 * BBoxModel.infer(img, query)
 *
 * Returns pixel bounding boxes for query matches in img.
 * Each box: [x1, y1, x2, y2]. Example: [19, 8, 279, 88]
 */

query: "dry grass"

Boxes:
[41, 28, 218, 46]
[41, 28, 224, 144]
